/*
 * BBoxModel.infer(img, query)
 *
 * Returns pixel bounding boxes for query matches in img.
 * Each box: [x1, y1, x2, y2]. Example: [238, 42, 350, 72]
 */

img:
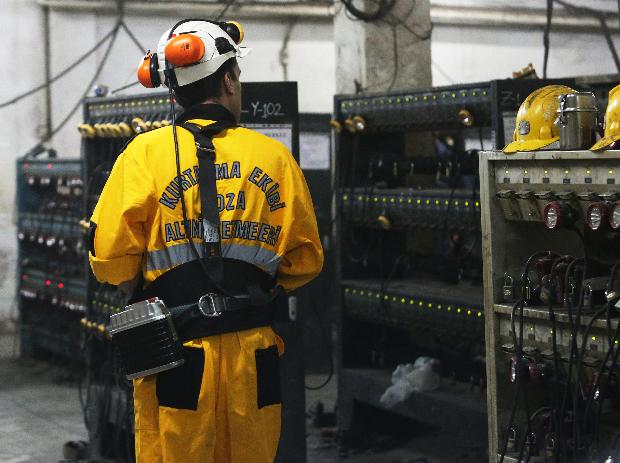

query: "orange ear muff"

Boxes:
[137, 52, 161, 88]
[225, 21, 244, 44]
[165, 34, 205, 67]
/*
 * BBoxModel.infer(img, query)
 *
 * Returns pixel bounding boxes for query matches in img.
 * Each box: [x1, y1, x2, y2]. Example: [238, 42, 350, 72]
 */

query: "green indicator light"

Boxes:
[352, 289, 357, 294]
[428, 303, 433, 308]
[343, 195, 349, 201]
[425, 199, 431, 205]
[345, 288, 350, 293]
[399, 198, 404, 203]
[416, 199, 422, 205]
[358, 195, 363, 201]
[445, 200, 449, 205]
[360, 291, 365, 296]
[435, 200, 440, 205]
[414, 96, 419, 101]
[591, 336, 597, 341]
[423, 96, 428, 101]
[384, 295, 389, 300]
[454, 200, 460, 206]
[410, 299, 415, 305]
[457, 307, 462, 313]
[418, 301, 423, 307]
[376, 294, 381, 299]
[432, 95, 437, 100]
[478, 311, 482, 317]
[438, 305, 443, 310]
[475, 201, 480, 207]
[483, 90, 488, 96]
[467, 310, 472, 316]
[390, 198, 395, 203]
[396, 98, 401, 103]
[374, 197, 379, 202]
[447, 306, 452, 312]
[472, 91, 478, 96]
[407, 198, 413, 204]
[382, 197, 387, 203]
[401, 298, 406, 304]
[465, 201, 470, 207]
[451, 93, 456, 98]
[616, 340, 619, 345]
[364, 101, 369, 106]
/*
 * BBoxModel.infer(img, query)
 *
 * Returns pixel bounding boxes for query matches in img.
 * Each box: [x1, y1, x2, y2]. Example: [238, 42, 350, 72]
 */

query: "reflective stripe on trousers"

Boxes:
[146, 242, 280, 276]
[134, 326, 284, 463]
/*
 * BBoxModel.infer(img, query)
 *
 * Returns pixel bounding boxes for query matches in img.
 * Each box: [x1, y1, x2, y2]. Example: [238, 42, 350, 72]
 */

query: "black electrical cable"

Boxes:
[573, 306, 608, 445]
[557, 257, 584, 460]
[499, 299, 526, 463]
[341, 0, 396, 22]
[305, 286, 334, 390]
[548, 255, 575, 460]
[23, 20, 121, 159]
[543, 0, 554, 79]
[500, 251, 556, 463]
[554, 0, 620, 72]
[215, 0, 236, 21]
[582, 312, 620, 448]
[0, 26, 117, 110]
[119, 20, 146, 53]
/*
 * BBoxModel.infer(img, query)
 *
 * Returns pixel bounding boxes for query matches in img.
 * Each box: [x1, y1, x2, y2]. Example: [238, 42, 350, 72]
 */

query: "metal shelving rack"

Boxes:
[480, 150, 620, 461]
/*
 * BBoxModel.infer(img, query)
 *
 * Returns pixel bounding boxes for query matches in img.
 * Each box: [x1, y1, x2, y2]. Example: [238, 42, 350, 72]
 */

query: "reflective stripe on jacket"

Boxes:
[88, 104, 323, 292]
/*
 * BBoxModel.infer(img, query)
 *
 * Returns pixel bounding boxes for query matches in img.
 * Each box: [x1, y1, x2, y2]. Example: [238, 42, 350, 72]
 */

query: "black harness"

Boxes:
[129, 107, 278, 340]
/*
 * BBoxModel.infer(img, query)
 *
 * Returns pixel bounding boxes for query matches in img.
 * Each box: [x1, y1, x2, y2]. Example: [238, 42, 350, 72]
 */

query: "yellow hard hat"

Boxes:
[503, 85, 576, 153]
[591, 83, 620, 151]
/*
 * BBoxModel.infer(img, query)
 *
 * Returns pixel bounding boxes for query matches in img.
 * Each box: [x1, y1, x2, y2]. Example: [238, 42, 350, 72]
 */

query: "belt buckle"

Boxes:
[198, 293, 223, 317]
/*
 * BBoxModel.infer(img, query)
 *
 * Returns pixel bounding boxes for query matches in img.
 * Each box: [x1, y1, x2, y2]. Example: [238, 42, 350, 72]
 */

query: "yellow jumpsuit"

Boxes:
[88, 104, 323, 462]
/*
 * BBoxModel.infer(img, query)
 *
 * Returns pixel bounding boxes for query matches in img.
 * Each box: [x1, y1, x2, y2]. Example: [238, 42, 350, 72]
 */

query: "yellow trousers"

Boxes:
[133, 326, 284, 463]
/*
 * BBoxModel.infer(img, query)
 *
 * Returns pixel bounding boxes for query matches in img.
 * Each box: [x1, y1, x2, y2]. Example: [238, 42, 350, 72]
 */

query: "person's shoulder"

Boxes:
[231, 126, 290, 153]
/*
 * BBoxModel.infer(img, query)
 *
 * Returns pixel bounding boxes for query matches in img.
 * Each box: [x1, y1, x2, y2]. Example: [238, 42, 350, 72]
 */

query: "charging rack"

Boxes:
[480, 150, 620, 462]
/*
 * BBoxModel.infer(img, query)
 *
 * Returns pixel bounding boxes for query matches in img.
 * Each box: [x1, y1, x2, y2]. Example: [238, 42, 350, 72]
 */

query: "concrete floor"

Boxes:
[0, 333, 482, 463]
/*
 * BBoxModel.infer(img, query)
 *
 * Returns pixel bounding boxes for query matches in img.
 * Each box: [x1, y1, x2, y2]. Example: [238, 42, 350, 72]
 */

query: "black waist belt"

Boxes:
[170, 293, 274, 342]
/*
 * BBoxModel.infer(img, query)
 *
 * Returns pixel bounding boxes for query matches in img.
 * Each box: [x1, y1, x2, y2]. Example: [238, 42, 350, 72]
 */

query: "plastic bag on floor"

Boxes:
[379, 357, 440, 408]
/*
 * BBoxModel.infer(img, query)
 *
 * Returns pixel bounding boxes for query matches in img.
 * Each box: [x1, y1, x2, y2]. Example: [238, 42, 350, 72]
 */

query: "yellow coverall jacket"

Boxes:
[88, 104, 323, 463]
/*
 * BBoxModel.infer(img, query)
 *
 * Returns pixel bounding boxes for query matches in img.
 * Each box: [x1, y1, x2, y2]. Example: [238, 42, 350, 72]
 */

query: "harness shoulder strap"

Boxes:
[180, 121, 235, 284]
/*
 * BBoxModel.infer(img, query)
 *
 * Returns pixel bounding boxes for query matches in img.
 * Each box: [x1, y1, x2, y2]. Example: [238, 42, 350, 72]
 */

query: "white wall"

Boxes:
[0, 0, 45, 324]
[430, 0, 620, 86]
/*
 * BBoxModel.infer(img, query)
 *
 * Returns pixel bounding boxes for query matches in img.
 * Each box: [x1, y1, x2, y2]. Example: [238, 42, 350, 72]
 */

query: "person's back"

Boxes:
[89, 19, 323, 463]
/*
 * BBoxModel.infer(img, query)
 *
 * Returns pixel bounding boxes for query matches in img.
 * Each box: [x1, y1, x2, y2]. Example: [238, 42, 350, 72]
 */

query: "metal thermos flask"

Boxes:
[556, 92, 597, 150]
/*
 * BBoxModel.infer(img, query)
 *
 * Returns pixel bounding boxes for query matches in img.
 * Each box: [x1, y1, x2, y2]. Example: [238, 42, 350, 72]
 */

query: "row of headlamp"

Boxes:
[77, 117, 171, 138]
[543, 200, 620, 231]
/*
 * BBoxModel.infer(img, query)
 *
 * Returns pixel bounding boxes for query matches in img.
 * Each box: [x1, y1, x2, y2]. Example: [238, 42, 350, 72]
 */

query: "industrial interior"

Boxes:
[3, 0, 620, 462]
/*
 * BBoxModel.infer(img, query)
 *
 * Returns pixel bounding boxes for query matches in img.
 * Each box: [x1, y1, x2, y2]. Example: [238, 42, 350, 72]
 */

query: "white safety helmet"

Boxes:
[138, 19, 250, 89]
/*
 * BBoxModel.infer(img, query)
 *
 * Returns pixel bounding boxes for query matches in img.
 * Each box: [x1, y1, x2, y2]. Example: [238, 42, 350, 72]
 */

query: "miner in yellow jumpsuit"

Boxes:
[88, 19, 323, 463]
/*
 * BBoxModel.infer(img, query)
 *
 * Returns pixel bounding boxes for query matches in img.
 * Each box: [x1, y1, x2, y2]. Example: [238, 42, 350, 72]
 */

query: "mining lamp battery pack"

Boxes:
[109, 297, 184, 380]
